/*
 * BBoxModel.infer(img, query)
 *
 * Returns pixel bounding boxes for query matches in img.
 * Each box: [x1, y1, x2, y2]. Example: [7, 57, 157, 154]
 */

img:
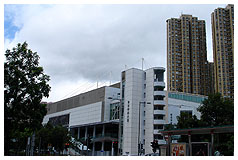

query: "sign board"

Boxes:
[170, 143, 187, 156]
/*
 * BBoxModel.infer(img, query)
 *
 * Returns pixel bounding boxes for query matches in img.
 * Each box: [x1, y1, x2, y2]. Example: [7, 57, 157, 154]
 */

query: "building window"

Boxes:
[154, 124, 164, 130]
[154, 86, 165, 91]
[154, 134, 164, 140]
[154, 105, 164, 110]
[154, 95, 164, 100]
[154, 114, 164, 120]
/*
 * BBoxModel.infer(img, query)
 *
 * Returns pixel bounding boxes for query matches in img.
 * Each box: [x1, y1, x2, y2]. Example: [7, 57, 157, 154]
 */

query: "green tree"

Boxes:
[176, 112, 206, 143]
[176, 112, 201, 129]
[164, 123, 176, 130]
[36, 123, 70, 155]
[51, 125, 70, 153]
[4, 42, 51, 155]
[36, 123, 54, 154]
[175, 93, 234, 155]
[198, 93, 234, 156]
[197, 93, 233, 126]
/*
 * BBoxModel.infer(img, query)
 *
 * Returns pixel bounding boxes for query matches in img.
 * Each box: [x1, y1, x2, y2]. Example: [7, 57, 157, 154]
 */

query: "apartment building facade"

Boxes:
[166, 14, 211, 96]
[211, 4, 234, 98]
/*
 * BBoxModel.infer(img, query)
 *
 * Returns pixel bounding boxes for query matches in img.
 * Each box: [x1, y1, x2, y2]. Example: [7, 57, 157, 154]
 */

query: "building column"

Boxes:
[211, 130, 214, 156]
[102, 124, 105, 136]
[85, 126, 88, 140]
[85, 127, 88, 155]
[188, 132, 192, 156]
[78, 127, 80, 139]
[111, 141, 114, 156]
[92, 126, 96, 156]
[101, 142, 105, 156]
[167, 133, 171, 156]
[101, 124, 105, 156]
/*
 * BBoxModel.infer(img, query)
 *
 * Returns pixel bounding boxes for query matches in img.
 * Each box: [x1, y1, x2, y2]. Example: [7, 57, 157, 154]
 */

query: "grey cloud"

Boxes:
[6, 4, 225, 85]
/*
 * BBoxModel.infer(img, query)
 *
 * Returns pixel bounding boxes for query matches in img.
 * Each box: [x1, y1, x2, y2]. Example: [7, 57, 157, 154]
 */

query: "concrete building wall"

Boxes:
[43, 86, 120, 126]
[167, 99, 202, 125]
[122, 68, 145, 155]
[166, 91, 207, 125]
[46, 87, 106, 115]
[144, 68, 155, 154]
[121, 67, 166, 155]
[168, 98, 201, 120]
[43, 101, 102, 127]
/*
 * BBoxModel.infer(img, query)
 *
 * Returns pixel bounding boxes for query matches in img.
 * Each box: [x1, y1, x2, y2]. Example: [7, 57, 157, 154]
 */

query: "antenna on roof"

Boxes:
[109, 71, 112, 85]
[142, 57, 144, 70]
[97, 75, 98, 88]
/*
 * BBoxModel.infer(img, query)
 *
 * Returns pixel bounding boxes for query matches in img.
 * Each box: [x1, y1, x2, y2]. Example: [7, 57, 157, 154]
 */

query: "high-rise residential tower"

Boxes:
[206, 62, 215, 94]
[211, 4, 234, 98]
[166, 14, 209, 95]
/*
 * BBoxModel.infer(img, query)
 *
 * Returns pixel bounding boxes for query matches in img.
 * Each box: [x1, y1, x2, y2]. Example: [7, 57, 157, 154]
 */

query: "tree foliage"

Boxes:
[36, 123, 70, 155]
[176, 112, 201, 129]
[51, 125, 70, 152]
[174, 93, 234, 155]
[4, 42, 51, 155]
[176, 93, 233, 129]
[197, 93, 233, 126]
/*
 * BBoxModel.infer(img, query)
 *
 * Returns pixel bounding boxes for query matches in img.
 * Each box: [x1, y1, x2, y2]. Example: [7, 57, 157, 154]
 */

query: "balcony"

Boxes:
[154, 81, 165, 87]
[153, 129, 164, 134]
[154, 120, 166, 124]
[157, 140, 166, 144]
[154, 91, 166, 96]
[154, 100, 166, 106]
[154, 110, 166, 115]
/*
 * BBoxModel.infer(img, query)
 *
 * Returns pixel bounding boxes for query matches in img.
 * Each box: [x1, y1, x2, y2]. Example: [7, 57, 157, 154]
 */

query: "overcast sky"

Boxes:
[4, 4, 227, 102]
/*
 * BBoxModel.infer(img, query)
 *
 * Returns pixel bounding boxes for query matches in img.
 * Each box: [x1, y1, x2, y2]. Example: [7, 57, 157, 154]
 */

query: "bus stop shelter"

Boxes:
[161, 125, 234, 156]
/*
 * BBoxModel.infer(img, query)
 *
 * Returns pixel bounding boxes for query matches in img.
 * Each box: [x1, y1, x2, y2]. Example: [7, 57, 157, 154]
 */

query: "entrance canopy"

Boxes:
[160, 125, 233, 156]
[161, 125, 234, 136]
